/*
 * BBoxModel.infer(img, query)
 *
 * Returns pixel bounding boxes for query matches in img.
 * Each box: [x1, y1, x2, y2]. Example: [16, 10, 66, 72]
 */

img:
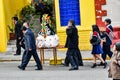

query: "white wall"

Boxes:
[102, 0, 120, 26]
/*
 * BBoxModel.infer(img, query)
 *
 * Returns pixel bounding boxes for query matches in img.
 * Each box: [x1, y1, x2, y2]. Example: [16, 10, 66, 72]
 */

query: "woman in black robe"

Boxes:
[64, 20, 83, 70]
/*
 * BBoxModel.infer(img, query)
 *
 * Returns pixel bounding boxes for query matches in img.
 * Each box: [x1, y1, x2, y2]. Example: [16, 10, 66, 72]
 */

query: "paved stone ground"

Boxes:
[0, 61, 112, 80]
[0, 40, 113, 80]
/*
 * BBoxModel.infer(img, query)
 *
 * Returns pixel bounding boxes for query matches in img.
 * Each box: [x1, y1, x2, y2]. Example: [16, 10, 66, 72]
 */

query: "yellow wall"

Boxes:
[0, 0, 7, 52]
[0, 0, 31, 52]
[55, 0, 96, 50]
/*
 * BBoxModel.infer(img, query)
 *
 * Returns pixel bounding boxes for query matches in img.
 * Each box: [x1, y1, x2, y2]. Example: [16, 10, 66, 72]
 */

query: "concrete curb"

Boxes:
[0, 57, 111, 62]
[0, 58, 99, 62]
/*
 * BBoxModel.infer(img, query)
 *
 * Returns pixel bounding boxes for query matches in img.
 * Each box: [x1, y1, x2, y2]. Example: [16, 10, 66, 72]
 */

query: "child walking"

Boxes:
[90, 24, 107, 68]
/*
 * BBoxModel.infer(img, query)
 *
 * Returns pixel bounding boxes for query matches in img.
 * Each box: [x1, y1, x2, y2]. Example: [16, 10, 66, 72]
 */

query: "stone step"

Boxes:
[7, 40, 16, 45]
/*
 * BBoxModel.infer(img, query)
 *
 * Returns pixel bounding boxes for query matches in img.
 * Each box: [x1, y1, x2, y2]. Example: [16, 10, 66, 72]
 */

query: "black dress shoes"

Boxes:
[69, 67, 78, 71]
[98, 62, 107, 66]
[17, 65, 21, 68]
[103, 62, 107, 69]
[97, 62, 107, 68]
[18, 66, 25, 70]
[91, 63, 97, 68]
[79, 63, 84, 66]
[35, 68, 42, 70]
[14, 54, 21, 56]
[61, 63, 69, 67]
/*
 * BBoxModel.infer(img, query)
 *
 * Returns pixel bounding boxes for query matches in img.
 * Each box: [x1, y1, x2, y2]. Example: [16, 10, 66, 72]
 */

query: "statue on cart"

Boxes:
[36, 14, 59, 48]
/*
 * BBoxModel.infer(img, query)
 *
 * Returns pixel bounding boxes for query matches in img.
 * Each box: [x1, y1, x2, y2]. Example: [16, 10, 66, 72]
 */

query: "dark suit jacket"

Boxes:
[21, 28, 32, 46]
[65, 27, 79, 49]
[24, 30, 36, 50]
[101, 25, 113, 46]
[108, 25, 113, 31]
[14, 21, 23, 39]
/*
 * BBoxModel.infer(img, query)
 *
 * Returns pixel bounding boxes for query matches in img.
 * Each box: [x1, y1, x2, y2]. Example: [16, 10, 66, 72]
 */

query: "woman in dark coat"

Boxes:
[65, 20, 83, 70]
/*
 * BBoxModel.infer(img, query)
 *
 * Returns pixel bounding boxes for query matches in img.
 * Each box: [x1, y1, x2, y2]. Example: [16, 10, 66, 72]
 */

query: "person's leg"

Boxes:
[107, 45, 113, 58]
[20, 50, 32, 69]
[96, 54, 107, 68]
[67, 49, 78, 70]
[102, 45, 107, 61]
[18, 50, 26, 68]
[91, 54, 97, 68]
[21, 51, 26, 65]
[32, 50, 42, 70]
[76, 48, 83, 66]
[64, 50, 70, 66]
[21, 43, 25, 49]
[63, 56, 69, 66]
[73, 50, 79, 67]
[16, 38, 21, 55]
[96, 54, 104, 63]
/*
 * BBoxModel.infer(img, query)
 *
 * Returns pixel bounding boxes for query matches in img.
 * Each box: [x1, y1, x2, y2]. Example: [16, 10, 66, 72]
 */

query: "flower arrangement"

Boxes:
[41, 14, 52, 37]
[36, 14, 59, 48]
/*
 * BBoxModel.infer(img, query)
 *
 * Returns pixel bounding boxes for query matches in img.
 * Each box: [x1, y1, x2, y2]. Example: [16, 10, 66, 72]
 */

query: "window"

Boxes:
[59, 0, 81, 26]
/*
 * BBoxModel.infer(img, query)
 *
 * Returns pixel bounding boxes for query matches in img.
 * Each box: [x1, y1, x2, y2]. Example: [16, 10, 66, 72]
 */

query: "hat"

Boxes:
[21, 26, 27, 31]
[115, 42, 120, 51]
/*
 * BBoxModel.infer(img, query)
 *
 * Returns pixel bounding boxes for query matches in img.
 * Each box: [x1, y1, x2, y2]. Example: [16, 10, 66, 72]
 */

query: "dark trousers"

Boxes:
[20, 50, 26, 66]
[16, 38, 22, 55]
[65, 48, 83, 66]
[113, 79, 120, 80]
[21, 49, 42, 69]
[67, 48, 79, 68]
[102, 45, 113, 61]
[20, 44, 25, 65]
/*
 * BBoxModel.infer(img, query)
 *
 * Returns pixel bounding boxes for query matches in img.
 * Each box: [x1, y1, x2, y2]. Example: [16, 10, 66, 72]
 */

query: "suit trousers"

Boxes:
[102, 45, 113, 61]
[21, 49, 42, 69]
[16, 38, 22, 55]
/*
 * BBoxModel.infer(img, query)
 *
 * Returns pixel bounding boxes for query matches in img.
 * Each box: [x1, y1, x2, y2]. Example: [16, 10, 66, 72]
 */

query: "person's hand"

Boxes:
[29, 48, 32, 51]
[66, 26, 69, 29]
[101, 37, 106, 42]
[19, 42, 22, 45]
[18, 37, 21, 40]
[113, 60, 117, 64]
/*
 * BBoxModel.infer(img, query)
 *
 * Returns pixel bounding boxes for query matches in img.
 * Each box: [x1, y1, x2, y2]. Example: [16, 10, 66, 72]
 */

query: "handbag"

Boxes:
[90, 36, 101, 45]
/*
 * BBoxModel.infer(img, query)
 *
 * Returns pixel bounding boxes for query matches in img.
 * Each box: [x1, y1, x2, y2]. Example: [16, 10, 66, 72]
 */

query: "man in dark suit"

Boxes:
[100, 18, 113, 65]
[18, 22, 32, 67]
[12, 17, 23, 55]
[18, 26, 42, 70]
